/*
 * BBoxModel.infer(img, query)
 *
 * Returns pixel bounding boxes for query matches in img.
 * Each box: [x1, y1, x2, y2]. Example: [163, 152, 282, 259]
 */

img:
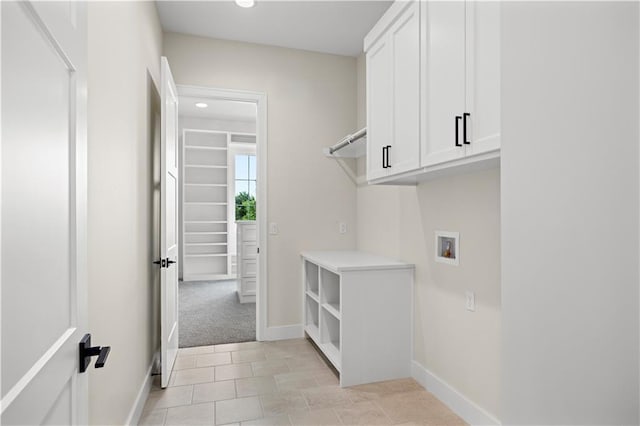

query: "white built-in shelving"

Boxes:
[301, 250, 414, 387]
[182, 129, 255, 281]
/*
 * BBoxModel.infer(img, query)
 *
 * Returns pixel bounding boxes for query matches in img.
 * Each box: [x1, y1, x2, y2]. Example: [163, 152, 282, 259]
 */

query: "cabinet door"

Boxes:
[366, 36, 392, 181]
[422, 1, 466, 167]
[464, 1, 501, 156]
[389, 1, 421, 175]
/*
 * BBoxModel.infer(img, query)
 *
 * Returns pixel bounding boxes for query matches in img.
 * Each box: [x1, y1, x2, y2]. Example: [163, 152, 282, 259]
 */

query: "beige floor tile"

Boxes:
[259, 391, 308, 417]
[288, 408, 342, 426]
[375, 390, 455, 425]
[165, 402, 215, 426]
[251, 359, 290, 377]
[381, 378, 424, 394]
[274, 371, 318, 392]
[302, 385, 352, 410]
[346, 381, 393, 403]
[197, 352, 233, 367]
[174, 355, 198, 371]
[215, 396, 263, 424]
[172, 367, 216, 386]
[215, 341, 263, 353]
[193, 380, 237, 404]
[235, 376, 278, 398]
[138, 409, 167, 425]
[181, 346, 216, 356]
[232, 349, 266, 364]
[241, 415, 291, 426]
[216, 363, 254, 381]
[284, 356, 325, 372]
[334, 400, 391, 425]
[144, 385, 193, 411]
[313, 370, 339, 386]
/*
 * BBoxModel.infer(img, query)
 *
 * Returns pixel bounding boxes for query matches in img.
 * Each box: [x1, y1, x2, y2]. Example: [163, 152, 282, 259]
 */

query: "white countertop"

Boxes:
[300, 250, 414, 272]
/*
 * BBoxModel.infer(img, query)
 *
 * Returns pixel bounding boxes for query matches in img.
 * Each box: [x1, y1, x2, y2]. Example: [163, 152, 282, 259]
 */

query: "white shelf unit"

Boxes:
[301, 250, 414, 387]
[182, 129, 231, 281]
[236, 221, 257, 304]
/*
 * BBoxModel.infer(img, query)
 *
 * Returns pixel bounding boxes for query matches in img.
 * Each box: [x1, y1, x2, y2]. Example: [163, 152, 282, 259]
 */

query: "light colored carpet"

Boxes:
[179, 280, 256, 348]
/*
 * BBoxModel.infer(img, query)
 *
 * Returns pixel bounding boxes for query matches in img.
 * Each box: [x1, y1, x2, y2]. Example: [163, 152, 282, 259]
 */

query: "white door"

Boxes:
[464, 0, 501, 157]
[1, 1, 89, 424]
[388, 0, 420, 175]
[366, 35, 392, 181]
[160, 57, 180, 388]
[422, 1, 466, 167]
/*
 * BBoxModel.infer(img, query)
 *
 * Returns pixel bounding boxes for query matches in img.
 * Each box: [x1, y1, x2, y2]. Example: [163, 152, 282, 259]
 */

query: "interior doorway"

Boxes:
[176, 86, 267, 347]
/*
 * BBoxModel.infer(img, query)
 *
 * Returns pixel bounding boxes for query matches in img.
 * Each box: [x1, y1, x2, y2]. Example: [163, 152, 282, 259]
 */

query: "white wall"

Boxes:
[87, 2, 162, 424]
[163, 33, 358, 327]
[355, 54, 502, 418]
[501, 2, 639, 424]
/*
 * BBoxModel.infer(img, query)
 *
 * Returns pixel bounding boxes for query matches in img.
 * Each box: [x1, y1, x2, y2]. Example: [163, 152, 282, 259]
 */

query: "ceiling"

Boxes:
[156, 1, 392, 57]
[179, 96, 257, 122]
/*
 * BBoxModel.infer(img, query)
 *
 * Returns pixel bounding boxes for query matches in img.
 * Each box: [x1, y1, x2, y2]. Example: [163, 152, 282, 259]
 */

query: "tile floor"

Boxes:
[139, 339, 466, 426]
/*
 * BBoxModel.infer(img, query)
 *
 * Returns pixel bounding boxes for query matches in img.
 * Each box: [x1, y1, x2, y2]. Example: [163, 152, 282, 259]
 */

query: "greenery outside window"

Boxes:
[235, 154, 256, 220]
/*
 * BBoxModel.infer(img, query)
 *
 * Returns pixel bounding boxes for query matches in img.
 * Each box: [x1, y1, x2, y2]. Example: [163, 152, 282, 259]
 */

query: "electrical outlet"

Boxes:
[269, 222, 279, 235]
[339, 222, 347, 234]
[465, 291, 475, 312]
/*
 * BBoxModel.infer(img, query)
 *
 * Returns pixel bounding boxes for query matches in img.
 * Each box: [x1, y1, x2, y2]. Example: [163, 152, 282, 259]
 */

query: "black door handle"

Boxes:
[166, 258, 176, 266]
[463, 112, 471, 145]
[455, 116, 462, 147]
[385, 145, 392, 168]
[153, 259, 166, 267]
[79, 333, 111, 373]
[382, 146, 387, 169]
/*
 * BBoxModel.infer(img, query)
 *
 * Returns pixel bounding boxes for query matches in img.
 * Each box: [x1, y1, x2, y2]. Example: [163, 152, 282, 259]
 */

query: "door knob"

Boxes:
[79, 333, 111, 373]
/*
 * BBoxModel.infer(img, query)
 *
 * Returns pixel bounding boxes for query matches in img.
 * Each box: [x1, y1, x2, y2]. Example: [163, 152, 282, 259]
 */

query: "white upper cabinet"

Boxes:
[365, 0, 500, 184]
[423, 0, 501, 167]
[422, 1, 467, 167]
[464, 1, 501, 157]
[365, 1, 420, 181]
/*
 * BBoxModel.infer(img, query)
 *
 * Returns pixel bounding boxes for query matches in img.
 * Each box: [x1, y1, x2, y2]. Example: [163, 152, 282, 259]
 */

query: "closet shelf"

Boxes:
[185, 165, 227, 169]
[184, 220, 227, 224]
[184, 183, 227, 187]
[185, 231, 227, 235]
[184, 202, 227, 205]
[185, 146, 227, 151]
[323, 127, 367, 158]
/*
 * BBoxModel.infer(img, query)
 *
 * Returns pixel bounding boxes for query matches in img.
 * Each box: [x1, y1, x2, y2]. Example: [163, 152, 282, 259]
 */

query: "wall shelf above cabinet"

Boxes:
[323, 128, 367, 158]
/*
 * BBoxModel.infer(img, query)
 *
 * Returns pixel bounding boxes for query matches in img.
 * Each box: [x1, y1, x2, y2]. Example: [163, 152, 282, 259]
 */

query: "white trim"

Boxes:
[411, 360, 500, 426]
[262, 324, 304, 341]
[125, 360, 155, 426]
[176, 85, 268, 342]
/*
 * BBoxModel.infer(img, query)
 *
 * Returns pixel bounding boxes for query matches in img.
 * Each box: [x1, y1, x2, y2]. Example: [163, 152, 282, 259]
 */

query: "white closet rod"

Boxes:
[328, 127, 367, 155]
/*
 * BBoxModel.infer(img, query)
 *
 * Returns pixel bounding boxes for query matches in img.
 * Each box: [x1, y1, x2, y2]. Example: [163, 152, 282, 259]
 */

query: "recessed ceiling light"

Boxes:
[235, 0, 255, 8]
[195, 102, 208, 108]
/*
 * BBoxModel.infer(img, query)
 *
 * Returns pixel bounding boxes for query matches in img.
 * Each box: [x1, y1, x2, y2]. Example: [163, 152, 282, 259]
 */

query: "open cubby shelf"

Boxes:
[301, 251, 414, 387]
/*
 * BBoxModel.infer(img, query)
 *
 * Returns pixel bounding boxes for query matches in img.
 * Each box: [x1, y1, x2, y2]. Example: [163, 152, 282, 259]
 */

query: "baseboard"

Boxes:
[125, 357, 156, 426]
[262, 324, 304, 341]
[411, 360, 500, 426]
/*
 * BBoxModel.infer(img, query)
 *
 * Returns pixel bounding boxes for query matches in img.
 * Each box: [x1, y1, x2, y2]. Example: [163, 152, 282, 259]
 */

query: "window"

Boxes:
[235, 154, 257, 220]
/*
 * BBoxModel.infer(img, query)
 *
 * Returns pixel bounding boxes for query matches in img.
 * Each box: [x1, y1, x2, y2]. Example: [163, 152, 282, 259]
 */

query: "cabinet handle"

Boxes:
[463, 112, 471, 145]
[382, 146, 387, 168]
[385, 145, 392, 168]
[455, 116, 462, 147]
